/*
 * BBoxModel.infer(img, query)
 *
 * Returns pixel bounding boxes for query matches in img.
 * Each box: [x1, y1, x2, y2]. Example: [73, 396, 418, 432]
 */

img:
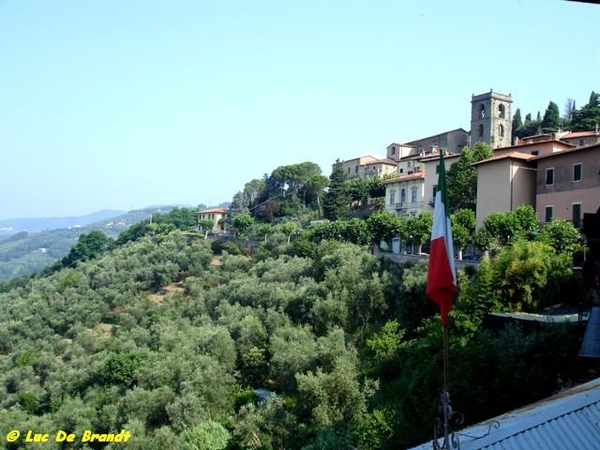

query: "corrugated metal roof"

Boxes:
[580, 307, 600, 358]
[410, 378, 600, 450]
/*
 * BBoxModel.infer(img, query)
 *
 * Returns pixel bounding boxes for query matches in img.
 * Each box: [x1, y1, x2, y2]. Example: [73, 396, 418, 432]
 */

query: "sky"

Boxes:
[1, 0, 598, 220]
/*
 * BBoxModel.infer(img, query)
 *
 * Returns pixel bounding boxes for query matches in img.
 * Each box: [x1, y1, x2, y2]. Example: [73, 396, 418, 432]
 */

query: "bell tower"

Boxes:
[471, 90, 513, 148]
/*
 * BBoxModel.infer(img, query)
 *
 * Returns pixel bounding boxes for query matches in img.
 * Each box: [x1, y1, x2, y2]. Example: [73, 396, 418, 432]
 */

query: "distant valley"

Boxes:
[0, 207, 180, 282]
[0, 209, 126, 236]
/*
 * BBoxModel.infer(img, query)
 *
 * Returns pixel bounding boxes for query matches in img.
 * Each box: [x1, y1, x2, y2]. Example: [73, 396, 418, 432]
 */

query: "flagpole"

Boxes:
[443, 323, 450, 393]
[428, 151, 461, 449]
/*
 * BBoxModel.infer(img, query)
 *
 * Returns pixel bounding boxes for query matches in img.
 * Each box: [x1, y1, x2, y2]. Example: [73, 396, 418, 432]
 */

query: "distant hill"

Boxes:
[0, 206, 179, 282]
[0, 209, 126, 236]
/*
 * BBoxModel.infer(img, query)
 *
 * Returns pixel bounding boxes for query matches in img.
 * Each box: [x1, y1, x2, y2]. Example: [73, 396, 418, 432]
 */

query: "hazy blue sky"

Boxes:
[1, 0, 598, 219]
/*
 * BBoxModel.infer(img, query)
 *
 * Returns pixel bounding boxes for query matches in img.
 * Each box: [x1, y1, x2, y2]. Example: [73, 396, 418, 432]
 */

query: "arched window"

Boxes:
[499, 124, 505, 137]
[498, 104, 505, 119]
[411, 187, 418, 203]
[480, 104, 485, 119]
[401, 188, 406, 203]
[478, 124, 484, 138]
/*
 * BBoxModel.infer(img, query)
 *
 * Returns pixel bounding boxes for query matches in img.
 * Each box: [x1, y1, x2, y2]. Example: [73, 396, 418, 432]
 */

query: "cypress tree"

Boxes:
[323, 159, 351, 220]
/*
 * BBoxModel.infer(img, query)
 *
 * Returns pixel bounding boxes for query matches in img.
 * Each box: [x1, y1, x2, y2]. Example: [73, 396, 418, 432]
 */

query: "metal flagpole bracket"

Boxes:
[432, 390, 463, 449]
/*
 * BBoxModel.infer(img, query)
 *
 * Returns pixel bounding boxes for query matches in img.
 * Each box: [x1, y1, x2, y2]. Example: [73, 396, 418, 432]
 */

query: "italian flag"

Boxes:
[426, 153, 457, 326]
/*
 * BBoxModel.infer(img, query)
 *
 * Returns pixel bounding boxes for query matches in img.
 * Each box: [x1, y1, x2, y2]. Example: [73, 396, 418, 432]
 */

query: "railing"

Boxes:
[396, 201, 424, 210]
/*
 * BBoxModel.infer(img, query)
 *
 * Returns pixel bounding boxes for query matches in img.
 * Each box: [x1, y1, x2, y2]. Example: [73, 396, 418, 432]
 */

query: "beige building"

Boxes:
[421, 153, 461, 211]
[494, 139, 574, 159]
[534, 143, 600, 228]
[383, 172, 426, 218]
[473, 152, 537, 229]
[342, 155, 397, 180]
[402, 128, 470, 157]
[197, 207, 228, 232]
[559, 130, 600, 148]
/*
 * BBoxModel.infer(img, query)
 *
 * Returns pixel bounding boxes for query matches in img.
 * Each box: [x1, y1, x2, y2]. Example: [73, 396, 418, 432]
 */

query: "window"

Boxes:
[435, 164, 439, 174]
[478, 124, 484, 138]
[498, 104, 505, 118]
[545, 205, 553, 223]
[573, 163, 582, 182]
[355, 166, 359, 173]
[401, 188, 406, 203]
[480, 104, 485, 119]
[399, 168, 404, 174]
[531, 150, 539, 156]
[545, 168, 554, 185]
[573, 203, 582, 228]
[579, 139, 585, 146]
[390, 191, 395, 206]
[432, 185, 437, 198]
[391, 146, 396, 155]
[411, 187, 418, 203]
[499, 124, 504, 138]
[347, 167, 350, 174]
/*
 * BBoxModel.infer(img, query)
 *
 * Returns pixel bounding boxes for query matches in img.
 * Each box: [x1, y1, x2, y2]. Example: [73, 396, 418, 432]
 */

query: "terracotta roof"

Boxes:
[472, 151, 536, 166]
[364, 158, 397, 166]
[531, 141, 600, 160]
[198, 207, 228, 214]
[383, 171, 426, 183]
[497, 140, 574, 152]
[561, 130, 600, 139]
[343, 155, 378, 163]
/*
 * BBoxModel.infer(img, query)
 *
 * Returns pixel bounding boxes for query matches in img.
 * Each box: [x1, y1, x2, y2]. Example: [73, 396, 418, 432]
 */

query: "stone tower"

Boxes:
[470, 90, 513, 148]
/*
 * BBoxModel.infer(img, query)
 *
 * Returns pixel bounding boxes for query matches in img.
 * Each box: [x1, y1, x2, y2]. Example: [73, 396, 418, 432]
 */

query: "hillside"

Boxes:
[0, 225, 589, 449]
[0, 207, 177, 282]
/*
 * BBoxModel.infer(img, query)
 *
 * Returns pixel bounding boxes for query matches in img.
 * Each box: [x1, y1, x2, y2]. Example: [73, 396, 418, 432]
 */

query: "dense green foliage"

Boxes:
[446, 143, 493, 212]
[513, 90, 600, 138]
[0, 217, 587, 449]
[323, 160, 350, 221]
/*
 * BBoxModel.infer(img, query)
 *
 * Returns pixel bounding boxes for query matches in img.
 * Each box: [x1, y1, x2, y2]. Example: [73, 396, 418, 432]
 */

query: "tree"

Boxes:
[537, 219, 581, 255]
[279, 221, 298, 245]
[405, 211, 433, 254]
[197, 219, 215, 238]
[232, 213, 254, 237]
[62, 231, 113, 267]
[541, 101, 560, 133]
[563, 98, 576, 128]
[323, 160, 350, 221]
[255, 162, 326, 219]
[366, 210, 402, 247]
[446, 142, 493, 212]
[451, 209, 476, 260]
[492, 241, 556, 311]
[511, 108, 523, 143]
[570, 91, 600, 131]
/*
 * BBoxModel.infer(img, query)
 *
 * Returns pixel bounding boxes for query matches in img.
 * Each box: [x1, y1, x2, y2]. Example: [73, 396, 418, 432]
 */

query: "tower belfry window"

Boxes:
[498, 104, 506, 119]
[499, 124, 505, 137]
[480, 104, 485, 119]
[478, 124, 484, 138]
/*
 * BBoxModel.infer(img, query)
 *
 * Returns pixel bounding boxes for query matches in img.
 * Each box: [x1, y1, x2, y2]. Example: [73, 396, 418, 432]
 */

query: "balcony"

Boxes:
[396, 201, 424, 210]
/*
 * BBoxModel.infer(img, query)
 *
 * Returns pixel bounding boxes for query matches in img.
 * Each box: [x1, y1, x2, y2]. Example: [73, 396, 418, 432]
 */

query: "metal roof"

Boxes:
[410, 378, 600, 450]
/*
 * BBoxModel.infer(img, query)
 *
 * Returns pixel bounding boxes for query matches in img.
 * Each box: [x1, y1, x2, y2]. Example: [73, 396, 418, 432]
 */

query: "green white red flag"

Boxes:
[426, 153, 457, 325]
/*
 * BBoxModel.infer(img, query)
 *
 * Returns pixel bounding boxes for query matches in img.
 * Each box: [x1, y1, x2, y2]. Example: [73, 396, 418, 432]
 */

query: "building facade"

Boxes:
[422, 153, 461, 211]
[383, 172, 426, 218]
[471, 90, 513, 149]
[535, 143, 600, 228]
[474, 152, 537, 229]
[342, 155, 397, 180]
[197, 207, 228, 232]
